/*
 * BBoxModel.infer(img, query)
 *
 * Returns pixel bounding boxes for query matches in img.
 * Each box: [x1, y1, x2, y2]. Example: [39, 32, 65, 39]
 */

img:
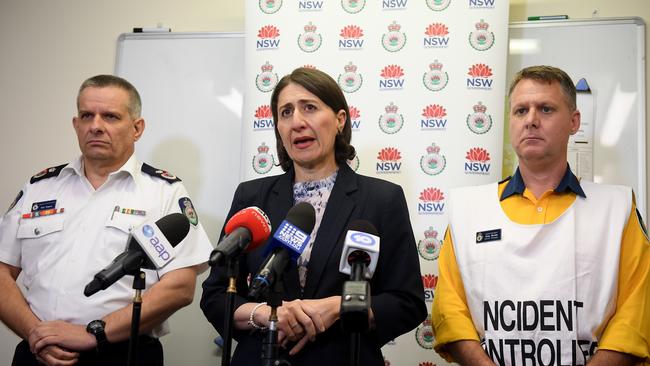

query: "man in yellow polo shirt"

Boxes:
[432, 65, 650, 366]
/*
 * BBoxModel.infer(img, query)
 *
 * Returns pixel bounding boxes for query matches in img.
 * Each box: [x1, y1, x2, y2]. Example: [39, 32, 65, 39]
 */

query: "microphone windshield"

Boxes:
[286, 202, 316, 233]
[224, 206, 272, 250]
[155, 213, 190, 247]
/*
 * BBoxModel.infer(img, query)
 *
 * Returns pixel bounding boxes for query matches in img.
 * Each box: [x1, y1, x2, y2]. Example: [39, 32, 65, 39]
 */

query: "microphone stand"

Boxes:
[127, 271, 146, 366]
[340, 263, 370, 366]
[220, 258, 239, 366]
[261, 277, 291, 366]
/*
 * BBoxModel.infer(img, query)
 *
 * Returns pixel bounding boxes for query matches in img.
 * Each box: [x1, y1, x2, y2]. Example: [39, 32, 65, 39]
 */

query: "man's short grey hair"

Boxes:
[77, 75, 142, 119]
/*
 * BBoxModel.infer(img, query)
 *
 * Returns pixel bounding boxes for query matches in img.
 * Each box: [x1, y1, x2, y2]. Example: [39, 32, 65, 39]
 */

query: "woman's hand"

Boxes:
[277, 296, 341, 355]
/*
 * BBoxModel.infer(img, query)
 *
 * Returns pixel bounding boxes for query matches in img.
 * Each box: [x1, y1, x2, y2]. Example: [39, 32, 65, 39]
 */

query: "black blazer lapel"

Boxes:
[302, 165, 358, 299]
[265, 169, 304, 299]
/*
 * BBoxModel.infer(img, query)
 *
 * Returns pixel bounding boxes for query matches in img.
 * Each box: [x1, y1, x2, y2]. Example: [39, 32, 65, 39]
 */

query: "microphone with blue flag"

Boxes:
[247, 202, 316, 300]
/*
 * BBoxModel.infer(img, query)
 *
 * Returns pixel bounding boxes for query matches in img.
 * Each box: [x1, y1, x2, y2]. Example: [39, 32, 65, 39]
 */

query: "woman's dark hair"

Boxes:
[270, 67, 356, 172]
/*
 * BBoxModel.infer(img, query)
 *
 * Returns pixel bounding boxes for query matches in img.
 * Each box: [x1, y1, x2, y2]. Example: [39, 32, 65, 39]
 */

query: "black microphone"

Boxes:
[339, 220, 380, 333]
[84, 213, 190, 297]
[247, 202, 316, 300]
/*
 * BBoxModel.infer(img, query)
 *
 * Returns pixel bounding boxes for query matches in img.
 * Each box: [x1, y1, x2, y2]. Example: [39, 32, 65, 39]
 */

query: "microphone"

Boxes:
[84, 213, 190, 297]
[338, 220, 380, 280]
[339, 220, 380, 333]
[208, 206, 272, 266]
[247, 202, 316, 300]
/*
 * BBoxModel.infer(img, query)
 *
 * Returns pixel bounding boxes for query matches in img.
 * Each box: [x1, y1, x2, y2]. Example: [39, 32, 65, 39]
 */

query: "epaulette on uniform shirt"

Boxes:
[30, 164, 68, 184]
[498, 176, 512, 185]
[141, 163, 182, 184]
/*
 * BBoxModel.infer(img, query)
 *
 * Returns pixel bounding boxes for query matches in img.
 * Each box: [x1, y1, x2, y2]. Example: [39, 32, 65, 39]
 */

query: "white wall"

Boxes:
[0, 0, 648, 365]
[0, 1, 242, 364]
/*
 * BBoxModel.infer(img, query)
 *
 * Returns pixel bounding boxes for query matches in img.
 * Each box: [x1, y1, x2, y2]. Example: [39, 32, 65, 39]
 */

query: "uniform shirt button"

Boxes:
[537, 207, 543, 213]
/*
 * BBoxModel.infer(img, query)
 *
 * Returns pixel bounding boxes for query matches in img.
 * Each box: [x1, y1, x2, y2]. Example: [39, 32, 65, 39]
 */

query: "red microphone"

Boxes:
[208, 207, 272, 266]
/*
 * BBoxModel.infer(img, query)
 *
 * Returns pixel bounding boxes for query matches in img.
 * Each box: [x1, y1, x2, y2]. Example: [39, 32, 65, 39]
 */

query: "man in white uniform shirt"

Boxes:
[0, 75, 213, 365]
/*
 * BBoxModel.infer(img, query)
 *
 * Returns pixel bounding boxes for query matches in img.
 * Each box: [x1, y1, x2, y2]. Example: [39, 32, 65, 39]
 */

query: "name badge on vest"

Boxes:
[476, 229, 501, 243]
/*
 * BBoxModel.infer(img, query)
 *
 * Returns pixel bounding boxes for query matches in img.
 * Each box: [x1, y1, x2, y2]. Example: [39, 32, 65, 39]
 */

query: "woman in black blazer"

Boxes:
[201, 67, 426, 365]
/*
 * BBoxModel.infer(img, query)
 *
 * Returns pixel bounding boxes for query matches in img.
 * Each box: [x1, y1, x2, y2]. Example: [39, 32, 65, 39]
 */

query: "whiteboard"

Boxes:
[506, 17, 646, 220]
[115, 32, 245, 365]
[115, 32, 245, 241]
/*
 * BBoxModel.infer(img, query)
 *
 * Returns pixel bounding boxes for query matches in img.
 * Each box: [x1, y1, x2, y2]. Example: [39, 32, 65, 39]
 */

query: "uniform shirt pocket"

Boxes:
[17, 214, 64, 239]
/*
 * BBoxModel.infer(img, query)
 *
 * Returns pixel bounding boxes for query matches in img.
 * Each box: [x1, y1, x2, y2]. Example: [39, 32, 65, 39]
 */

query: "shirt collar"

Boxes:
[62, 154, 141, 186]
[500, 164, 586, 201]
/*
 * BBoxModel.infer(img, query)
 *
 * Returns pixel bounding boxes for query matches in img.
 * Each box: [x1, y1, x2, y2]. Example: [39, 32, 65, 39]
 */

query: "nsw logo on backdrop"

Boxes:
[467, 63, 493, 90]
[420, 104, 447, 130]
[418, 188, 445, 215]
[253, 105, 274, 130]
[464, 147, 491, 174]
[423, 22, 450, 48]
[256, 25, 281, 50]
[376, 147, 402, 174]
[379, 65, 405, 90]
[339, 25, 365, 50]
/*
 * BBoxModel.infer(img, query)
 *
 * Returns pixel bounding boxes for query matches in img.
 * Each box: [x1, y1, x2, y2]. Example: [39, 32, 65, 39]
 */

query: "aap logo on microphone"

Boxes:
[142, 225, 155, 238]
[350, 232, 376, 246]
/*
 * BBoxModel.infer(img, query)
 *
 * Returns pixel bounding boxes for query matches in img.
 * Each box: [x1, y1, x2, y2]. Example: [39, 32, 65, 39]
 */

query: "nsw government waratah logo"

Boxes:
[426, 0, 451, 11]
[298, 22, 322, 52]
[379, 65, 405, 90]
[338, 62, 363, 93]
[339, 25, 364, 49]
[418, 227, 442, 260]
[422, 274, 438, 302]
[298, 0, 324, 11]
[253, 105, 274, 130]
[256, 25, 281, 50]
[378, 102, 404, 134]
[467, 63, 493, 90]
[252, 143, 275, 174]
[376, 147, 402, 174]
[341, 0, 366, 13]
[349, 105, 362, 130]
[382, 21, 407, 52]
[469, 19, 494, 51]
[259, 0, 282, 13]
[256, 62, 279, 92]
[420, 104, 447, 130]
[418, 188, 445, 215]
[420, 143, 446, 175]
[465, 147, 491, 174]
[467, 101, 492, 134]
[415, 314, 435, 349]
[423, 60, 448, 92]
[423, 22, 450, 48]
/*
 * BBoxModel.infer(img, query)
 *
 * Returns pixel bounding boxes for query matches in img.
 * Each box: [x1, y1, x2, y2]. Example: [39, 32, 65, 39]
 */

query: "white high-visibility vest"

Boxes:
[448, 181, 631, 366]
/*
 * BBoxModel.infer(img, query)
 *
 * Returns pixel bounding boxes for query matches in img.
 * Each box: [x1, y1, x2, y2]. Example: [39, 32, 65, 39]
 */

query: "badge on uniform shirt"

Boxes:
[476, 229, 501, 243]
[179, 197, 198, 226]
[31, 199, 57, 212]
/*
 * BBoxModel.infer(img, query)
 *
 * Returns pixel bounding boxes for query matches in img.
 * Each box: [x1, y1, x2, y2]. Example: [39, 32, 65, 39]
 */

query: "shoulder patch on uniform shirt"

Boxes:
[5, 190, 23, 214]
[141, 163, 182, 184]
[179, 197, 199, 226]
[30, 164, 68, 184]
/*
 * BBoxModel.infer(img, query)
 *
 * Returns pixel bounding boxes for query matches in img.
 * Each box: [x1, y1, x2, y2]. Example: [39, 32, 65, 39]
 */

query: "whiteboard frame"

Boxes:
[508, 17, 646, 221]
